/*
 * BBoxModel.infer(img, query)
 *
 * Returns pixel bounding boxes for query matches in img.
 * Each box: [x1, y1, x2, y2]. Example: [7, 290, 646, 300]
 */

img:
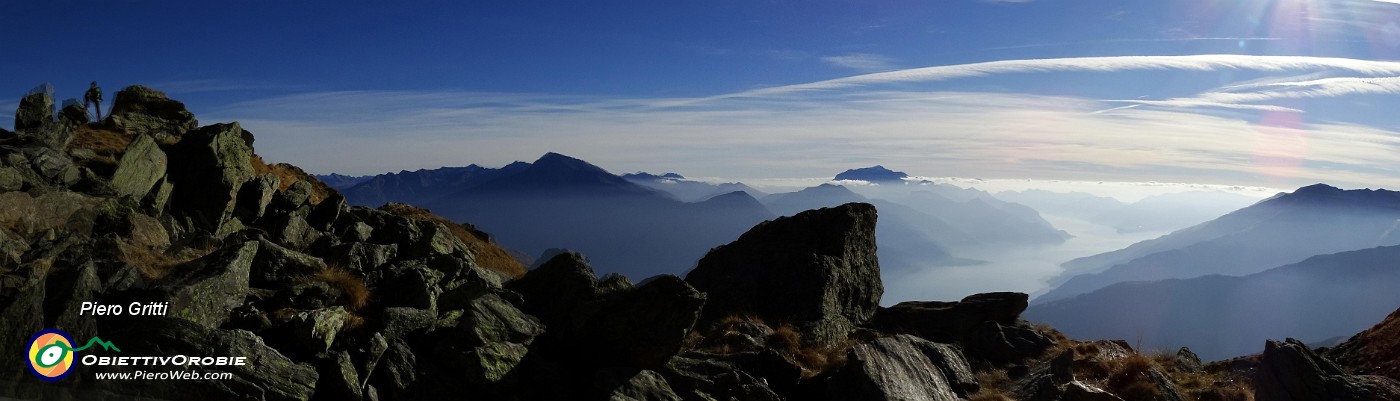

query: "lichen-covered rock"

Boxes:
[290, 306, 349, 354]
[251, 238, 326, 287]
[600, 369, 684, 401]
[111, 134, 168, 200]
[0, 166, 24, 192]
[167, 122, 255, 233]
[108, 85, 198, 143]
[233, 174, 280, 222]
[24, 146, 80, 186]
[155, 241, 258, 328]
[687, 203, 881, 346]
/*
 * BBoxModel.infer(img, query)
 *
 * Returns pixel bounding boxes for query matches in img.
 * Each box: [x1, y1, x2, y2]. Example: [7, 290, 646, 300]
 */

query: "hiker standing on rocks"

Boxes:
[84, 81, 103, 120]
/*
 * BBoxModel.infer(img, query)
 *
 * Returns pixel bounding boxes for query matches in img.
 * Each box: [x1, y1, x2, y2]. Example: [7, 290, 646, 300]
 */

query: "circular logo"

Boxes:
[26, 329, 75, 382]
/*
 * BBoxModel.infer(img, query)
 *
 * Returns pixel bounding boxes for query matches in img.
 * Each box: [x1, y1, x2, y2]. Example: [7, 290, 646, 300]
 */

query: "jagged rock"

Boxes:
[1176, 347, 1202, 373]
[317, 351, 363, 401]
[380, 307, 438, 342]
[599, 369, 683, 401]
[142, 176, 174, 214]
[290, 306, 349, 354]
[919, 341, 980, 396]
[155, 241, 258, 328]
[368, 261, 443, 310]
[705, 349, 804, 397]
[0, 166, 24, 191]
[661, 356, 783, 401]
[372, 340, 419, 397]
[1255, 338, 1400, 401]
[869, 292, 1052, 364]
[340, 221, 374, 243]
[269, 213, 321, 250]
[507, 252, 600, 333]
[0, 191, 106, 236]
[598, 273, 634, 296]
[450, 341, 531, 386]
[251, 238, 326, 287]
[574, 275, 705, 369]
[234, 173, 280, 222]
[439, 292, 544, 347]
[307, 193, 347, 231]
[43, 262, 101, 342]
[1064, 381, 1125, 401]
[99, 317, 318, 401]
[167, 122, 255, 234]
[111, 134, 168, 200]
[831, 334, 963, 401]
[24, 146, 80, 186]
[108, 85, 198, 143]
[58, 100, 88, 126]
[687, 203, 881, 346]
[14, 86, 53, 132]
[0, 268, 46, 372]
[327, 242, 397, 273]
[19, 121, 73, 150]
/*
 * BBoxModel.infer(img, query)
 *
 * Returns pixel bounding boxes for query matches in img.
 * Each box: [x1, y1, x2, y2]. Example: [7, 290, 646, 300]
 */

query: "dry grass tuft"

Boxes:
[120, 242, 217, 280]
[312, 264, 371, 312]
[68, 125, 132, 156]
[342, 313, 366, 332]
[378, 203, 528, 278]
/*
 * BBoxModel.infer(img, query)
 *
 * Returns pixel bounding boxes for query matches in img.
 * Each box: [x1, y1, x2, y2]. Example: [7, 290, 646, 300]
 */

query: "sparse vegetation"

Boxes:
[689, 314, 857, 378]
[249, 155, 337, 205]
[312, 264, 371, 312]
[378, 202, 528, 278]
[118, 242, 217, 280]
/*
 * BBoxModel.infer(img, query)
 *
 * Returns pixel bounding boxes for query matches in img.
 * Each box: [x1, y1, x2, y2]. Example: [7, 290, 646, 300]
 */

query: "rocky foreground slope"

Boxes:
[1, 85, 1397, 401]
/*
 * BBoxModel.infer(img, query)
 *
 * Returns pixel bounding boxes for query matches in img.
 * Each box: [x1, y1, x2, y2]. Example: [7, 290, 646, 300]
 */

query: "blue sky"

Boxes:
[6, 0, 1400, 190]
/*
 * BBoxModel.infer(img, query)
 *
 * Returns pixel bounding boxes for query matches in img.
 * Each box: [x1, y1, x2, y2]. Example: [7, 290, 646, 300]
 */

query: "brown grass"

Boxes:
[378, 203, 528, 278]
[119, 242, 217, 280]
[312, 264, 371, 312]
[1058, 344, 1255, 401]
[68, 125, 132, 156]
[250, 155, 337, 205]
[967, 391, 1014, 401]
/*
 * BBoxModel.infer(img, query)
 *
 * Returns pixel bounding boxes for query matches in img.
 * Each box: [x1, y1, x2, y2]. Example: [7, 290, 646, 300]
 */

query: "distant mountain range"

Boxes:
[1026, 245, 1400, 361]
[996, 189, 1259, 234]
[1036, 184, 1400, 304]
[331, 157, 1071, 280]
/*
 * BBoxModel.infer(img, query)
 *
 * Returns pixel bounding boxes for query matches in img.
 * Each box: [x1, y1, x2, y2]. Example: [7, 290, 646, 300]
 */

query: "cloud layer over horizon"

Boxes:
[209, 54, 1400, 192]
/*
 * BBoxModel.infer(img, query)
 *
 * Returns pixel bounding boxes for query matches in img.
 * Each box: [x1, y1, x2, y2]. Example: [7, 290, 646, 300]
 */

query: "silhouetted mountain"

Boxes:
[1039, 184, 1400, 303]
[338, 163, 528, 206]
[1327, 305, 1400, 381]
[1026, 245, 1400, 361]
[834, 165, 908, 182]
[398, 153, 776, 279]
[622, 171, 766, 202]
[314, 173, 374, 190]
[1091, 191, 1260, 233]
[892, 190, 1070, 248]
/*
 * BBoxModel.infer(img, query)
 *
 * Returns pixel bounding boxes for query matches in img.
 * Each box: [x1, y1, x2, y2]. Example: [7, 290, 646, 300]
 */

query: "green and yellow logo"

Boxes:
[26, 329, 120, 382]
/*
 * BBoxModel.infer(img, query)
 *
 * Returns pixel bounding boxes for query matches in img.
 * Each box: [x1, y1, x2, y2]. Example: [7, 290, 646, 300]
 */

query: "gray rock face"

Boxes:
[290, 306, 349, 354]
[869, 292, 1053, 365]
[0, 167, 24, 192]
[58, 100, 89, 126]
[167, 122, 256, 232]
[1254, 338, 1400, 401]
[601, 369, 684, 401]
[155, 241, 259, 328]
[108, 85, 198, 143]
[24, 146, 79, 186]
[111, 134, 168, 200]
[19, 121, 73, 150]
[507, 252, 601, 334]
[686, 202, 882, 346]
[14, 87, 53, 132]
[575, 275, 706, 369]
[831, 335, 964, 401]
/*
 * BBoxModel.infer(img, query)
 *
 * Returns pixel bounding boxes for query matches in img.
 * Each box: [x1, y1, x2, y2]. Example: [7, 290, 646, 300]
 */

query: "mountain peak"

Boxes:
[835, 165, 908, 182]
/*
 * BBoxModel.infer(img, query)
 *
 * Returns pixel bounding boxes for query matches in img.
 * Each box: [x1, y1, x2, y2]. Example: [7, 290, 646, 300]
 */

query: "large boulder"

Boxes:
[686, 202, 882, 346]
[110, 134, 168, 200]
[167, 122, 256, 233]
[153, 241, 259, 328]
[13, 85, 53, 132]
[506, 252, 601, 336]
[1254, 338, 1400, 401]
[107, 85, 198, 143]
[868, 292, 1053, 365]
[574, 275, 706, 369]
[830, 335, 966, 401]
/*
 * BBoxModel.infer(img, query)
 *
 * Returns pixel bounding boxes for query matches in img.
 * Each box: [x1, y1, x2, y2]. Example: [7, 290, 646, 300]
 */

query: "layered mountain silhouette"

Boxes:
[621, 172, 766, 202]
[1026, 245, 1400, 360]
[997, 189, 1259, 234]
[1038, 184, 1400, 303]
[340, 153, 773, 278]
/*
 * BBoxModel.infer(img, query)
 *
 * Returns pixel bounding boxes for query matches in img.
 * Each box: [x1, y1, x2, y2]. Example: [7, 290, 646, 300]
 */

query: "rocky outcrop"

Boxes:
[167, 122, 256, 234]
[829, 335, 968, 401]
[154, 241, 258, 328]
[110, 134, 167, 200]
[1254, 338, 1400, 401]
[13, 85, 53, 132]
[107, 85, 198, 143]
[687, 202, 882, 346]
[1327, 307, 1400, 381]
[868, 292, 1053, 366]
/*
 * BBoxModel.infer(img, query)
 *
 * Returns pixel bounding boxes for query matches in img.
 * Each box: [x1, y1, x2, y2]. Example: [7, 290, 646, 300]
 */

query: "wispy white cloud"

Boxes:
[706, 55, 1400, 100]
[821, 53, 899, 72]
